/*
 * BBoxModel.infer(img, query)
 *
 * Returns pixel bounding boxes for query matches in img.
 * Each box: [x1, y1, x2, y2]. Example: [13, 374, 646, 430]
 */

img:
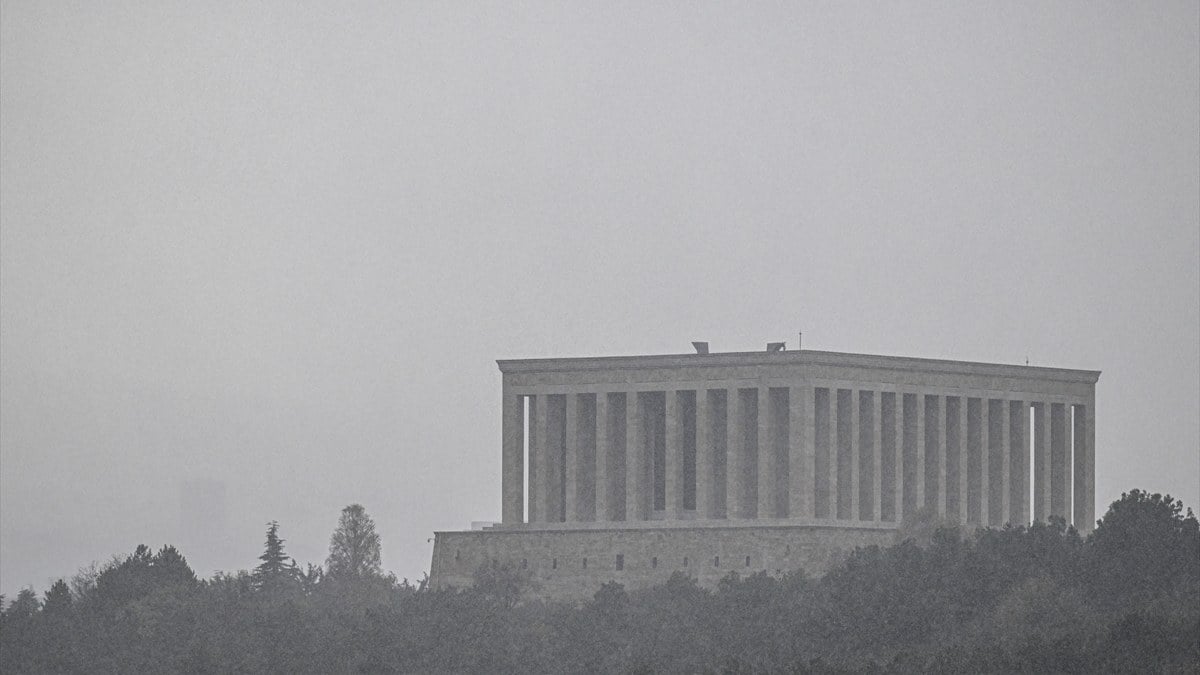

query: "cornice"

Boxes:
[497, 349, 1101, 384]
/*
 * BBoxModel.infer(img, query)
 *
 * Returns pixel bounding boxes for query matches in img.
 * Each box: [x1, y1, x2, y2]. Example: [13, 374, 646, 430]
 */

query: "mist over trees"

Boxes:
[1, 492, 1196, 673]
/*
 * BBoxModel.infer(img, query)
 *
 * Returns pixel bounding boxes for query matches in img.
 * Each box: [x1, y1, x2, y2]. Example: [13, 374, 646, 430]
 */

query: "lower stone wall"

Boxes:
[430, 522, 898, 602]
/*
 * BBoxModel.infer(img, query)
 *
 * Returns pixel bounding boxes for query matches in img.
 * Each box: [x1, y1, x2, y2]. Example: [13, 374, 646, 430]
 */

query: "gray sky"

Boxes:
[2, 2, 1197, 597]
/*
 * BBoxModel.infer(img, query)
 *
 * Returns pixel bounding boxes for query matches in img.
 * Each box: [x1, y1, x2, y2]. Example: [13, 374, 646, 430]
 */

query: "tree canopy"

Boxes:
[2, 491, 1196, 673]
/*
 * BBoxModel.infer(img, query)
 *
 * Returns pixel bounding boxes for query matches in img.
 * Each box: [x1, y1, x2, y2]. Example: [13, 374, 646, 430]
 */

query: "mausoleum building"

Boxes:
[430, 346, 1098, 599]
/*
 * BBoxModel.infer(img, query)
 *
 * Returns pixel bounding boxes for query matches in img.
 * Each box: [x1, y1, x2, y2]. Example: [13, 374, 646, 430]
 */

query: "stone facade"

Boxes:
[431, 347, 1099, 600]
[432, 520, 896, 601]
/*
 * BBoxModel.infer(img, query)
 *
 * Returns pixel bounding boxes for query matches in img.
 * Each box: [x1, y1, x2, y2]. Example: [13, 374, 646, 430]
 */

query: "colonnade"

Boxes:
[501, 384, 1095, 532]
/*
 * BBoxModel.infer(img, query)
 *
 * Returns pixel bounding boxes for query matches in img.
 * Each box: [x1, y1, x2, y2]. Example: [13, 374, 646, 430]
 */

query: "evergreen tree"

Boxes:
[253, 521, 297, 591]
[326, 504, 382, 579]
[152, 545, 198, 587]
[42, 579, 72, 616]
[0, 589, 41, 672]
[4, 588, 39, 620]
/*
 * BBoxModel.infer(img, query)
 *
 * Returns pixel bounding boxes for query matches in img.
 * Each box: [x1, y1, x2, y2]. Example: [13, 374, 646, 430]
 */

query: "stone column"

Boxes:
[501, 388, 525, 525]
[958, 396, 969, 524]
[531, 393, 549, 523]
[595, 393, 610, 522]
[1033, 403, 1050, 523]
[849, 390, 861, 521]
[665, 390, 683, 518]
[1010, 401, 1029, 526]
[1050, 402, 1069, 520]
[790, 385, 814, 519]
[546, 395, 565, 523]
[758, 387, 774, 519]
[564, 394, 579, 522]
[935, 395, 947, 518]
[626, 393, 644, 522]
[828, 389, 839, 519]
[914, 393, 926, 513]
[979, 397, 990, 526]
[727, 388, 745, 519]
[998, 398, 1011, 525]
[894, 393, 905, 523]
[872, 390, 883, 522]
[1074, 399, 1096, 532]
[695, 389, 711, 519]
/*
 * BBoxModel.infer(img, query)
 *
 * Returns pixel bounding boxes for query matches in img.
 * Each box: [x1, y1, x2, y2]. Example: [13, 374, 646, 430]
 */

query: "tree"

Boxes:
[325, 504, 382, 579]
[298, 562, 323, 595]
[42, 579, 72, 616]
[3, 588, 39, 621]
[0, 589, 41, 672]
[69, 560, 101, 603]
[593, 581, 628, 615]
[253, 521, 298, 591]
[985, 574, 1097, 648]
[90, 544, 198, 614]
[152, 545, 198, 587]
[1087, 490, 1200, 609]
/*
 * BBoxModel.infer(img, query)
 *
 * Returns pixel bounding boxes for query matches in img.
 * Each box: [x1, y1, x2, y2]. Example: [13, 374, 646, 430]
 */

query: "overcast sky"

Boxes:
[2, 2, 1197, 597]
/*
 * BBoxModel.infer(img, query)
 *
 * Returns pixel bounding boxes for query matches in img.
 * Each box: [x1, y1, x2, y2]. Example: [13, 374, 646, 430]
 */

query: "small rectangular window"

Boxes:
[616, 554, 624, 571]
[714, 556, 720, 567]
[582, 557, 588, 569]
[552, 558, 557, 570]
[683, 557, 689, 567]
[745, 555, 751, 567]
[652, 556, 658, 569]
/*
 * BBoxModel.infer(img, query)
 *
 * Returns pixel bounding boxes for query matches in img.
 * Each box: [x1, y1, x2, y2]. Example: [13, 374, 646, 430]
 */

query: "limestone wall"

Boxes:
[430, 523, 897, 602]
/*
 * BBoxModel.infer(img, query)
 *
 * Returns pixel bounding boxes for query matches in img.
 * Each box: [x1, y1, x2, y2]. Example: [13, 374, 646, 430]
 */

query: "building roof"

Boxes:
[497, 349, 1101, 383]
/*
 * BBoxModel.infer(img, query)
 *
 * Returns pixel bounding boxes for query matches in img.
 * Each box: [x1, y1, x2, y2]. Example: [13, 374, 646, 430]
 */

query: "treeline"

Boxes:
[1, 490, 1197, 673]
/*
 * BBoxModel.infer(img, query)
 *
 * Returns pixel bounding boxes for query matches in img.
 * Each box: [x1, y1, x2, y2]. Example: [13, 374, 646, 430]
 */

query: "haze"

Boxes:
[2, 2, 1197, 597]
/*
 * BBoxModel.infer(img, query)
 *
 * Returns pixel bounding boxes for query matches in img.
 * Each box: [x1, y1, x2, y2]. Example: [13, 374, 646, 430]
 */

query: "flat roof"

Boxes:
[497, 349, 1101, 383]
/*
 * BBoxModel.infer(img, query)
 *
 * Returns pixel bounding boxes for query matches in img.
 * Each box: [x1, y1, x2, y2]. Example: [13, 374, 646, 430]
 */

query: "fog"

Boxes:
[2, 2, 1197, 598]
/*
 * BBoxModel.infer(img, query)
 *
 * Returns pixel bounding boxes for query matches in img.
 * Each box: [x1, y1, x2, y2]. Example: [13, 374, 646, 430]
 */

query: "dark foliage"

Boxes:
[253, 520, 299, 593]
[1086, 489, 1200, 610]
[2, 490, 1196, 673]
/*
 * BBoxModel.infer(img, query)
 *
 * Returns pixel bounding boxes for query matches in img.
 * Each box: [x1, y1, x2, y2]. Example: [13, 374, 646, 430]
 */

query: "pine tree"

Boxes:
[326, 504, 382, 579]
[253, 521, 297, 591]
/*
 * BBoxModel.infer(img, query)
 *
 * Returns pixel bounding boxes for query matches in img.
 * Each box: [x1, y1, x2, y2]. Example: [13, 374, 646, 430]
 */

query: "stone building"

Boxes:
[430, 345, 1099, 600]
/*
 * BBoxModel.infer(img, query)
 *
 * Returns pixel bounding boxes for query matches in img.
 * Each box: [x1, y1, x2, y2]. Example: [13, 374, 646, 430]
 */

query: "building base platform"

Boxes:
[430, 519, 899, 601]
